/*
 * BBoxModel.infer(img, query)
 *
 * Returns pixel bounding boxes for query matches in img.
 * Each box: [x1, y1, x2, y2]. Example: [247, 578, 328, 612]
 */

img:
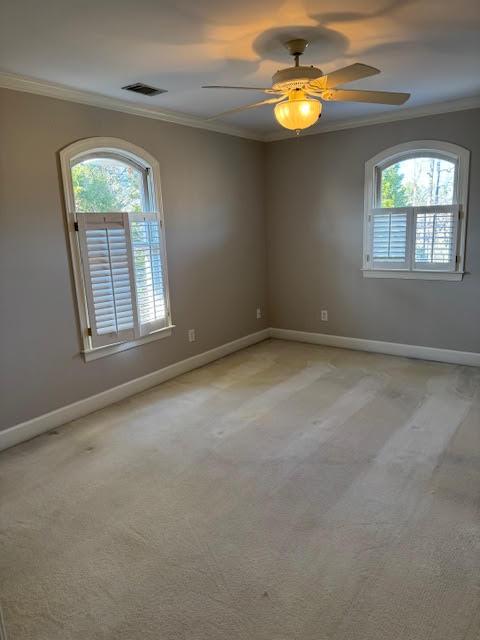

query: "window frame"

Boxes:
[60, 137, 173, 361]
[363, 140, 470, 281]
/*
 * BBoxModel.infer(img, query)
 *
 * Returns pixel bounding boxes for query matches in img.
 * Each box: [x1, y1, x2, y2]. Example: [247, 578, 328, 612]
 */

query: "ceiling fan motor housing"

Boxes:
[272, 66, 323, 92]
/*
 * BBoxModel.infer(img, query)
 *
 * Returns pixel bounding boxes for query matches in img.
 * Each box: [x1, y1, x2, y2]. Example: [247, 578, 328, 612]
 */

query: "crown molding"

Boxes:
[1, 70, 479, 144]
[0, 71, 264, 142]
[265, 94, 480, 142]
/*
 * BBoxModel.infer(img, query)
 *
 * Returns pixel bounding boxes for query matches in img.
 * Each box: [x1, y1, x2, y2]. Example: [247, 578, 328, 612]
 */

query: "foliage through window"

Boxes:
[61, 138, 172, 358]
[364, 141, 469, 280]
[380, 157, 455, 208]
[72, 157, 144, 212]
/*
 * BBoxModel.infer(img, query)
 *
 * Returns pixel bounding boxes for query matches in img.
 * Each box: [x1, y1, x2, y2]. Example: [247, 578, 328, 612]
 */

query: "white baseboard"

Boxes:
[3, 326, 478, 452]
[270, 328, 480, 367]
[0, 329, 270, 452]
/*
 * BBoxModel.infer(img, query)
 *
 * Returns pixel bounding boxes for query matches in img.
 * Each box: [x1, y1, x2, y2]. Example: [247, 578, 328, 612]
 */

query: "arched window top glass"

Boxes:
[71, 153, 147, 213]
[379, 154, 456, 208]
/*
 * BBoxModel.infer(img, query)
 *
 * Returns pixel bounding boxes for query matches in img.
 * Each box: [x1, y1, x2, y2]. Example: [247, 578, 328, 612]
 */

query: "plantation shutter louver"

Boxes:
[370, 208, 410, 269]
[129, 213, 168, 335]
[77, 213, 137, 348]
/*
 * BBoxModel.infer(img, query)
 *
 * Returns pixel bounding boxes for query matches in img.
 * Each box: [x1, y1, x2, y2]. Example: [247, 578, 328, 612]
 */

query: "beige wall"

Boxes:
[1, 89, 479, 432]
[0, 89, 268, 430]
[266, 108, 480, 353]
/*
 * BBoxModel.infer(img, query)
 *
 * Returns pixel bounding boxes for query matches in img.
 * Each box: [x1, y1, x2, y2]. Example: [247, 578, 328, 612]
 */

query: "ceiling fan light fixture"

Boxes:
[203, 39, 409, 129]
[274, 91, 321, 132]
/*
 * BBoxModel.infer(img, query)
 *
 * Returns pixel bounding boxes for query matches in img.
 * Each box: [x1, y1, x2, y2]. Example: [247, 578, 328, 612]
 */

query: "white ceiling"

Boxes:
[1, 0, 479, 136]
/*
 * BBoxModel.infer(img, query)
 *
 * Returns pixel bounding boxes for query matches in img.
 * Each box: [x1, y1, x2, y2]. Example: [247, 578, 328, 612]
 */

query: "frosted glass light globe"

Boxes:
[275, 92, 321, 131]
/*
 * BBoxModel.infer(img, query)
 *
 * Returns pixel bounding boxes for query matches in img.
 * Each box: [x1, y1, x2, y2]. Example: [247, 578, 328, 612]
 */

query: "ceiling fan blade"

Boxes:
[310, 63, 380, 90]
[206, 96, 286, 120]
[202, 85, 279, 93]
[322, 88, 410, 105]
[304, 89, 325, 98]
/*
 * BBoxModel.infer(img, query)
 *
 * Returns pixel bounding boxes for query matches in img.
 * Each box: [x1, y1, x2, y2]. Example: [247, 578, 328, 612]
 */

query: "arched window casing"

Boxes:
[60, 138, 173, 360]
[363, 140, 470, 281]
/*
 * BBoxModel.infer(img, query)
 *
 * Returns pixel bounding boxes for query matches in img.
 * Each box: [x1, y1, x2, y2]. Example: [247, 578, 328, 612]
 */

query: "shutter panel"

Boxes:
[129, 213, 168, 336]
[77, 213, 137, 348]
[370, 208, 410, 269]
[414, 205, 458, 271]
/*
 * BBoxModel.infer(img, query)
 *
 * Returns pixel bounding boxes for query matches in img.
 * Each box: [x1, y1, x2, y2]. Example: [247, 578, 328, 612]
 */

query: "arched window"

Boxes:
[60, 138, 172, 359]
[363, 140, 470, 280]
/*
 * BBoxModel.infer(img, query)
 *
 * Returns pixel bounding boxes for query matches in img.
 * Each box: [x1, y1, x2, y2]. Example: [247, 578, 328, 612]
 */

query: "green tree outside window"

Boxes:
[72, 158, 143, 212]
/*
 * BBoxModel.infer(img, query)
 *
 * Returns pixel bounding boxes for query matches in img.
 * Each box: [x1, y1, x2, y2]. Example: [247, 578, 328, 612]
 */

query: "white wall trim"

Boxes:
[362, 269, 464, 281]
[270, 328, 480, 367]
[0, 71, 264, 142]
[266, 95, 480, 141]
[0, 329, 270, 452]
[83, 326, 175, 361]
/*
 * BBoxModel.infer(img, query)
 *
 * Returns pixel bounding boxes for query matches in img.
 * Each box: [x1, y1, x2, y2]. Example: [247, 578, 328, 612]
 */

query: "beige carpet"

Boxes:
[1, 339, 479, 640]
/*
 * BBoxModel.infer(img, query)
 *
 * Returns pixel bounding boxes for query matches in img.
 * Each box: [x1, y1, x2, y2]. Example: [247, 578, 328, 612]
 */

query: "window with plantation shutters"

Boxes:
[363, 141, 469, 281]
[60, 138, 172, 360]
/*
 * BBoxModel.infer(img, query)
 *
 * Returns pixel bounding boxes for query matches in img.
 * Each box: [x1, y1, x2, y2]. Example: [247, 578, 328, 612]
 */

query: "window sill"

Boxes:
[82, 325, 175, 362]
[362, 269, 464, 282]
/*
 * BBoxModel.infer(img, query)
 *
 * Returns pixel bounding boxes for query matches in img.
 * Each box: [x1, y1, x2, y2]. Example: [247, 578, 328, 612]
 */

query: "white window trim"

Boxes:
[60, 137, 174, 361]
[362, 140, 470, 281]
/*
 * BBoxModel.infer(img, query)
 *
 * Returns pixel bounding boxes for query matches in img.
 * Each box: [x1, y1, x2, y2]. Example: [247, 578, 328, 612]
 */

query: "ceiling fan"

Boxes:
[203, 38, 410, 133]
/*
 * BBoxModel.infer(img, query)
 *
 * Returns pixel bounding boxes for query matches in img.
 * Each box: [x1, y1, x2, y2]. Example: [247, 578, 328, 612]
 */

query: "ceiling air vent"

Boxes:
[122, 83, 167, 97]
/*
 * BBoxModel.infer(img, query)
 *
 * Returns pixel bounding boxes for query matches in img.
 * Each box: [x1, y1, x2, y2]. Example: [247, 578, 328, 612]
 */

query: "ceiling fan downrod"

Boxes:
[284, 38, 309, 67]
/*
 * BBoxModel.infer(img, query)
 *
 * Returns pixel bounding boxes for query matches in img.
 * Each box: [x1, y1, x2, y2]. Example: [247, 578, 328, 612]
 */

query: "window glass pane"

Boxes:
[380, 157, 455, 207]
[72, 157, 145, 212]
[415, 211, 455, 265]
[130, 219, 166, 326]
[372, 212, 407, 263]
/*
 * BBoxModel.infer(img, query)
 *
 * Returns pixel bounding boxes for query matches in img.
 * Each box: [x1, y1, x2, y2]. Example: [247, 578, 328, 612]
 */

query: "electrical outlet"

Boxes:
[188, 329, 196, 342]
[321, 310, 328, 322]
[256, 307, 262, 320]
